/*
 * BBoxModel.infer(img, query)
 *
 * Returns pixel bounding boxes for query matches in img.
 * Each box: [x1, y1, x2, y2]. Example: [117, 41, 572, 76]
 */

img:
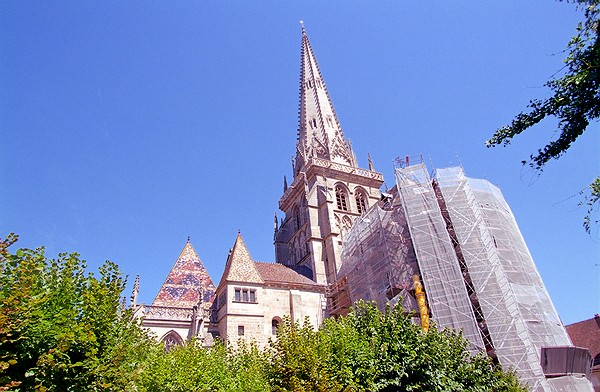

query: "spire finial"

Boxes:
[187, 235, 190, 243]
[300, 20, 304, 29]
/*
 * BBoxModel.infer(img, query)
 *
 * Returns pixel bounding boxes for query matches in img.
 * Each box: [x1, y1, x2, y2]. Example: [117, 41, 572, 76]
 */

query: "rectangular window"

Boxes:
[233, 287, 257, 303]
[238, 325, 244, 336]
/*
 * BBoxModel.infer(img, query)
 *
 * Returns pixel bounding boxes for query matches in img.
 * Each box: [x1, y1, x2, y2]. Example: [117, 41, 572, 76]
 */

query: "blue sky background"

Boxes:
[1, 1, 598, 325]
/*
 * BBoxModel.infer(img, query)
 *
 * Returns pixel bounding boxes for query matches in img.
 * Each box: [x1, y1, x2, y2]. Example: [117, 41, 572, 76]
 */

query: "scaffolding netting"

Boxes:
[332, 161, 582, 391]
[434, 167, 571, 390]
[335, 194, 420, 320]
[394, 162, 485, 352]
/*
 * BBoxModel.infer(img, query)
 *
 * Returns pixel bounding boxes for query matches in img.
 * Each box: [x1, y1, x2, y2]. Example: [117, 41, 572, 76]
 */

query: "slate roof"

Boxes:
[152, 240, 216, 309]
[566, 315, 600, 367]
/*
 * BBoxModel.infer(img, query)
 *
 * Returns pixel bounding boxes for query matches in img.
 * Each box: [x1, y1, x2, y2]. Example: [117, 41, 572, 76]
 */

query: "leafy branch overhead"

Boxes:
[487, 0, 600, 232]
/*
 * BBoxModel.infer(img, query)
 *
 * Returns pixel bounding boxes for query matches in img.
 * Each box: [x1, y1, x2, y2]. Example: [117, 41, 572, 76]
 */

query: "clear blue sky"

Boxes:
[1, 2, 598, 325]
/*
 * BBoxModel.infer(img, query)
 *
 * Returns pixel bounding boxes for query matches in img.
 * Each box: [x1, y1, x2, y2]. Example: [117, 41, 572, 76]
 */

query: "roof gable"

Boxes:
[218, 232, 263, 287]
[152, 241, 216, 309]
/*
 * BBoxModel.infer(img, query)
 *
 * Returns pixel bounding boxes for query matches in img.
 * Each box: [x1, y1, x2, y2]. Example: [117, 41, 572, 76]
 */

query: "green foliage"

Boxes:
[487, 0, 600, 233]
[268, 318, 332, 391]
[0, 233, 155, 391]
[269, 301, 525, 392]
[137, 340, 270, 392]
[582, 177, 600, 232]
[0, 235, 524, 391]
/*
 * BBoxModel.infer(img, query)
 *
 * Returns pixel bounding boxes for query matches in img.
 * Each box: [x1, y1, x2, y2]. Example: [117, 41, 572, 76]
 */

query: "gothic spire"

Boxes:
[294, 25, 356, 177]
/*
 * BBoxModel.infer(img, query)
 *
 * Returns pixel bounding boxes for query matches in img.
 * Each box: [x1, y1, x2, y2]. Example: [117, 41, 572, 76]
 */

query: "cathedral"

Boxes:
[132, 27, 594, 391]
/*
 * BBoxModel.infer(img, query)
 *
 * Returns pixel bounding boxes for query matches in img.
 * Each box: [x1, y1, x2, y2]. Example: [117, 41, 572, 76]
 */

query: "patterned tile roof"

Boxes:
[566, 315, 600, 367]
[219, 232, 263, 285]
[254, 262, 322, 287]
[152, 240, 216, 309]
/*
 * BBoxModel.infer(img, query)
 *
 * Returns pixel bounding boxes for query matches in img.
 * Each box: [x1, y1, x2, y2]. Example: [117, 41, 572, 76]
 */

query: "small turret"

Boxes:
[130, 275, 140, 308]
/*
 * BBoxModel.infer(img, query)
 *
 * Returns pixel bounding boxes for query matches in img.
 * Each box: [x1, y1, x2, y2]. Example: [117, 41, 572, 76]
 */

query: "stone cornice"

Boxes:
[280, 158, 384, 210]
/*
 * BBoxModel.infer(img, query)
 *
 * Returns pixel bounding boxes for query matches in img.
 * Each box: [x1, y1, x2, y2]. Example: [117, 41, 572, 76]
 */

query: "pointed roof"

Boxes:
[294, 26, 356, 177]
[218, 232, 263, 286]
[152, 240, 216, 309]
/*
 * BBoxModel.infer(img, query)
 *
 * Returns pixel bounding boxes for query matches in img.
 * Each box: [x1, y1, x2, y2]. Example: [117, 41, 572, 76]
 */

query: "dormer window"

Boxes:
[335, 186, 348, 211]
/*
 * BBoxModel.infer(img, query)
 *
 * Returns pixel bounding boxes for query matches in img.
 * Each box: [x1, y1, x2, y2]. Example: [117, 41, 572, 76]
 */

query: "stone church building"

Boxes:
[134, 25, 380, 348]
[132, 27, 594, 391]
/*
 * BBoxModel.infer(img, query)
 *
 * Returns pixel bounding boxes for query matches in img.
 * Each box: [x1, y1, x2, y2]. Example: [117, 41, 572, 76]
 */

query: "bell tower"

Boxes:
[274, 26, 384, 285]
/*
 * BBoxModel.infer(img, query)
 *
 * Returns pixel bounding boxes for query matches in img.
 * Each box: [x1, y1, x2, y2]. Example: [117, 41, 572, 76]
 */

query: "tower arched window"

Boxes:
[355, 191, 367, 214]
[335, 186, 348, 211]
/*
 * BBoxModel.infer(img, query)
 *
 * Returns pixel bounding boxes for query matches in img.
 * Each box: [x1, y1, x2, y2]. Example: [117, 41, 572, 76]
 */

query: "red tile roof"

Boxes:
[566, 315, 600, 368]
[254, 262, 323, 288]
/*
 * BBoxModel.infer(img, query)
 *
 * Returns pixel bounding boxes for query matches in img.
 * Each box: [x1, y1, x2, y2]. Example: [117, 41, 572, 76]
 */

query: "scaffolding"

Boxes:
[333, 194, 420, 319]
[331, 160, 589, 391]
[394, 161, 485, 353]
[434, 167, 572, 390]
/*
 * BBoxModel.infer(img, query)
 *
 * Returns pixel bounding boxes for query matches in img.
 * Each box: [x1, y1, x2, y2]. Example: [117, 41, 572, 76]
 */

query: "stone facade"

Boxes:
[213, 233, 325, 347]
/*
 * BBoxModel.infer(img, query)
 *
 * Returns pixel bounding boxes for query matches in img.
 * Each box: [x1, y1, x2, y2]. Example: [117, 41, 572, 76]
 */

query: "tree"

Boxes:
[268, 301, 524, 392]
[486, 0, 600, 233]
[0, 234, 524, 391]
[137, 340, 270, 392]
[0, 234, 155, 391]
